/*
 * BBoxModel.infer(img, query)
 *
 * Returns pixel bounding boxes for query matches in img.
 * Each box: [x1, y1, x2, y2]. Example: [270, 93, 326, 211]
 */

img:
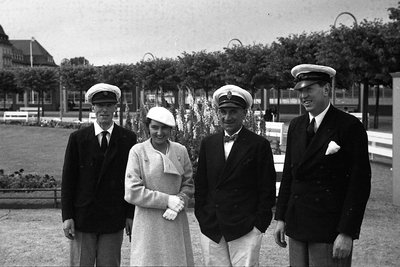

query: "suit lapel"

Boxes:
[217, 128, 250, 185]
[299, 106, 337, 166]
[100, 124, 120, 174]
[86, 125, 100, 153]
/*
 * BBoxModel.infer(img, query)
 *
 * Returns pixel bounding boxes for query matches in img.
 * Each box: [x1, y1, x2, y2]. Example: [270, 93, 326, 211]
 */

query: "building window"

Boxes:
[0, 93, 13, 109]
[16, 90, 53, 105]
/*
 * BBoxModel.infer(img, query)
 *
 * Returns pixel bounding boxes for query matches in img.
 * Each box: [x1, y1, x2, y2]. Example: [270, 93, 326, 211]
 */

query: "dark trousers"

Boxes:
[70, 230, 124, 267]
[289, 238, 352, 267]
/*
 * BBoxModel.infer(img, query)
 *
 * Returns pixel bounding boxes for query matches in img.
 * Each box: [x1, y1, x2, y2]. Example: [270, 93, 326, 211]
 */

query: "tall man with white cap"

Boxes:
[61, 83, 137, 266]
[274, 64, 371, 266]
[195, 85, 276, 266]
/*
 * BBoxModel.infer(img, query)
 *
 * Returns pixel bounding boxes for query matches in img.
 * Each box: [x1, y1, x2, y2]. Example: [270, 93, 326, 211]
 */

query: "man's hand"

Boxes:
[273, 220, 287, 248]
[333, 233, 353, 259]
[167, 195, 184, 212]
[125, 218, 133, 242]
[162, 208, 178, 221]
[63, 219, 75, 240]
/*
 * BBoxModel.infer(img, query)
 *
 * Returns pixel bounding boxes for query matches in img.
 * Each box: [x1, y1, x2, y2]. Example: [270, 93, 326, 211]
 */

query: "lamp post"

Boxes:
[227, 38, 243, 48]
[334, 12, 358, 28]
[25, 37, 35, 107]
[29, 37, 35, 67]
[142, 52, 155, 61]
[332, 12, 358, 107]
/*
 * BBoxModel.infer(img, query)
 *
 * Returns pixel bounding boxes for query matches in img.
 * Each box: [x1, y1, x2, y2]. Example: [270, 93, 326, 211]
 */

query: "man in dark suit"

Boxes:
[195, 85, 276, 266]
[62, 83, 137, 266]
[274, 64, 371, 266]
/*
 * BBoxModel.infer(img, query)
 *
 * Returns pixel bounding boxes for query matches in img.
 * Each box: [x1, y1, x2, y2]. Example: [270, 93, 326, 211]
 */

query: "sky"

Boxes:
[1, 0, 398, 66]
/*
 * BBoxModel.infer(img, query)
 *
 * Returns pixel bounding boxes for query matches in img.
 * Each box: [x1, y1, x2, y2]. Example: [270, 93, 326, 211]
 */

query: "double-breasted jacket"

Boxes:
[275, 106, 371, 242]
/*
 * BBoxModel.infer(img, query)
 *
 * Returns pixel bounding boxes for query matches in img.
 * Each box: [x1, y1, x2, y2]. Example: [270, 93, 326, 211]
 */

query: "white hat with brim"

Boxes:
[291, 64, 336, 90]
[85, 83, 121, 104]
[146, 106, 176, 127]
[212, 85, 253, 109]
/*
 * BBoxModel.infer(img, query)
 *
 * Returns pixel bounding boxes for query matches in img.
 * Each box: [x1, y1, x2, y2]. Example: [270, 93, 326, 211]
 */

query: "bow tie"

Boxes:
[224, 134, 238, 142]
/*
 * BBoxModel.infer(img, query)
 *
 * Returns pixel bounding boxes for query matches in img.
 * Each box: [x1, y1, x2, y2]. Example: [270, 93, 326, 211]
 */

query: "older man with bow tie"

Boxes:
[195, 84, 276, 266]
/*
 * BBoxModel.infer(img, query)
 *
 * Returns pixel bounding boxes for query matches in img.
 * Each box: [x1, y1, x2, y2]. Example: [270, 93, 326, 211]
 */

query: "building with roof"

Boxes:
[0, 24, 59, 111]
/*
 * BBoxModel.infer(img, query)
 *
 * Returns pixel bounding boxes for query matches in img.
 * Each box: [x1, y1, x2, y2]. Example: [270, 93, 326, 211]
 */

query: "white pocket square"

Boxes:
[325, 141, 341, 155]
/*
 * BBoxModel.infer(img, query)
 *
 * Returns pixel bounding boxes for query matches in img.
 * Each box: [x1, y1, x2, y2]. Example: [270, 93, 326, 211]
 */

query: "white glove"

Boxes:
[162, 208, 178, 221]
[168, 195, 184, 212]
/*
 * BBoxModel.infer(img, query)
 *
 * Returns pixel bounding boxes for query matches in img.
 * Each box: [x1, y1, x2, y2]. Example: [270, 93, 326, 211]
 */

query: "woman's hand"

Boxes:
[163, 208, 178, 220]
[168, 195, 184, 212]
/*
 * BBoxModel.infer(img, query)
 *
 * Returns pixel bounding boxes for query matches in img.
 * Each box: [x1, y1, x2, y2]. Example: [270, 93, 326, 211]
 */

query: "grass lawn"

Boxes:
[0, 124, 75, 181]
[0, 123, 399, 266]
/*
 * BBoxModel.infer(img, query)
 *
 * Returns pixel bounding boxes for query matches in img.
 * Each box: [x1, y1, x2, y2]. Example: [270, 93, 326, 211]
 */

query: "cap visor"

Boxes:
[92, 99, 118, 104]
[218, 102, 244, 109]
[293, 80, 319, 90]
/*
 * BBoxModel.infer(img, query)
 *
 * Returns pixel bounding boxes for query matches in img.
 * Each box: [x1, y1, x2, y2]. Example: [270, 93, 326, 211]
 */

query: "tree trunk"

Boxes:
[3, 91, 6, 110]
[119, 93, 124, 126]
[41, 91, 45, 117]
[373, 85, 380, 129]
[361, 80, 369, 130]
[276, 89, 281, 122]
[79, 89, 83, 121]
[37, 91, 41, 123]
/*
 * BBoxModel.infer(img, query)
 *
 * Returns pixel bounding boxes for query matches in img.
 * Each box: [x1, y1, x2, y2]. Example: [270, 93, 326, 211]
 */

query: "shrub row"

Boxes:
[0, 169, 59, 189]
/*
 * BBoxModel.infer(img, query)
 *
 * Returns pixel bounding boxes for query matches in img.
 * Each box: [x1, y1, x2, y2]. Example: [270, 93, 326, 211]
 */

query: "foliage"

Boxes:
[221, 43, 272, 94]
[131, 87, 282, 175]
[0, 169, 58, 189]
[16, 67, 59, 119]
[0, 69, 19, 110]
[177, 51, 224, 99]
[60, 65, 99, 120]
[0, 118, 90, 129]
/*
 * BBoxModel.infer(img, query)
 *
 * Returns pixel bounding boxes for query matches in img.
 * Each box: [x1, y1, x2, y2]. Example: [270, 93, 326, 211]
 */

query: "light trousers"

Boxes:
[70, 229, 124, 267]
[200, 227, 263, 267]
[289, 238, 352, 267]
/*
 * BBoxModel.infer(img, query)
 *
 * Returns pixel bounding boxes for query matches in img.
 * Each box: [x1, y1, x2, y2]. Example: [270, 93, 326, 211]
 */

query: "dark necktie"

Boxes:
[306, 118, 315, 145]
[100, 131, 108, 153]
[224, 134, 238, 143]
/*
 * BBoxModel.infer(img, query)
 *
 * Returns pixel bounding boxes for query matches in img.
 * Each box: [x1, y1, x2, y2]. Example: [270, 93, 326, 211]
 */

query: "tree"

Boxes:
[0, 69, 19, 110]
[99, 64, 137, 125]
[177, 51, 224, 99]
[17, 67, 59, 121]
[60, 65, 99, 121]
[69, 57, 90, 66]
[136, 58, 180, 108]
[317, 19, 393, 128]
[220, 44, 271, 96]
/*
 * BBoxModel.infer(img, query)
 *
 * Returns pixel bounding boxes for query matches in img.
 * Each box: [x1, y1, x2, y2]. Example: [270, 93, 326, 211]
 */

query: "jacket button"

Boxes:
[294, 195, 299, 199]
[215, 204, 219, 208]
[234, 205, 238, 208]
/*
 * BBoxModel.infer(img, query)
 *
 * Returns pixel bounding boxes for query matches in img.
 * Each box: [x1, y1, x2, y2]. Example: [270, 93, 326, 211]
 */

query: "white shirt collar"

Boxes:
[94, 121, 114, 136]
[309, 103, 330, 130]
[224, 126, 243, 137]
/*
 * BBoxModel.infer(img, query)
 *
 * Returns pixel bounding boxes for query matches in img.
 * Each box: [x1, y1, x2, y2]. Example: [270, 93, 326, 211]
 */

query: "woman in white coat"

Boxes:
[125, 106, 194, 266]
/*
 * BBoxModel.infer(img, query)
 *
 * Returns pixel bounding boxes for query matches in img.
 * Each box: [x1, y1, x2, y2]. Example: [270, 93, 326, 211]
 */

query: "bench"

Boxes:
[0, 188, 61, 208]
[265, 122, 284, 145]
[3, 111, 29, 122]
[273, 154, 285, 196]
[349, 112, 369, 123]
[367, 131, 392, 159]
[19, 107, 42, 117]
